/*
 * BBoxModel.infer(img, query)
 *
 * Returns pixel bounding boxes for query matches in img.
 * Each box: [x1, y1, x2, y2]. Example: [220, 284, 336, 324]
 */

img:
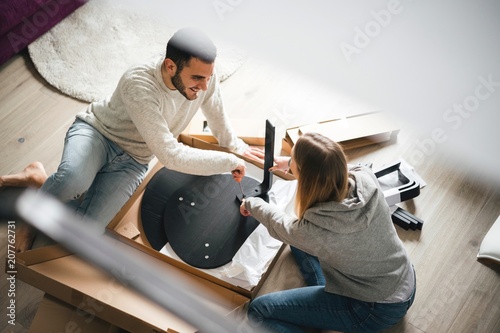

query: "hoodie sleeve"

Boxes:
[244, 197, 320, 255]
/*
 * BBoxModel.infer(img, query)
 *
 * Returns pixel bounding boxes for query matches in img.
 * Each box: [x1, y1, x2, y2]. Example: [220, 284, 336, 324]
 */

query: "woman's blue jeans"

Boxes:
[41, 119, 148, 227]
[247, 247, 416, 333]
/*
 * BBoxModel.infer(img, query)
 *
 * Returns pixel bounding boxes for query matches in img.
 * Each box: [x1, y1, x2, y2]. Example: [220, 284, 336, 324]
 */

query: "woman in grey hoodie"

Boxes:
[240, 132, 416, 333]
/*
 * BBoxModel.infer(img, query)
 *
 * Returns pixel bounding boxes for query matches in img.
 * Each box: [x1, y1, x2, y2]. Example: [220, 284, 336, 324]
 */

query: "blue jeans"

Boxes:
[41, 119, 148, 227]
[248, 247, 416, 333]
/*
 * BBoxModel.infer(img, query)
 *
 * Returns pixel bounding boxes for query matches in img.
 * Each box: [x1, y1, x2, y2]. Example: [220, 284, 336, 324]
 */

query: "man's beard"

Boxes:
[171, 71, 195, 100]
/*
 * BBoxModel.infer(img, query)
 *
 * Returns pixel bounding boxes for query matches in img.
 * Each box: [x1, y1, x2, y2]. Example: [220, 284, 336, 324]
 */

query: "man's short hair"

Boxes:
[166, 27, 217, 71]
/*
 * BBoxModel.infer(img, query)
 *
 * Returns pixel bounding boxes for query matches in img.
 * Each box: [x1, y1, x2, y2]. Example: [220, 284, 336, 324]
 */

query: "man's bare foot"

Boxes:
[16, 223, 37, 252]
[0, 162, 48, 188]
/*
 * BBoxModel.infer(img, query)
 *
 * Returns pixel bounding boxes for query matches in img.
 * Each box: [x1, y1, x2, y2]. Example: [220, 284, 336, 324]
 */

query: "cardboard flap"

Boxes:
[178, 133, 294, 181]
[16, 244, 72, 266]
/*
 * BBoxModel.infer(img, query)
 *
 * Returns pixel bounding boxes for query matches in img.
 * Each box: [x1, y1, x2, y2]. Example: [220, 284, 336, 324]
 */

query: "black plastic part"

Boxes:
[241, 119, 275, 198]
[375, 161, 421, 205]
[391, 213, 410, 230]
[375, 161, 424, 231]
[391, 207, 424, 231]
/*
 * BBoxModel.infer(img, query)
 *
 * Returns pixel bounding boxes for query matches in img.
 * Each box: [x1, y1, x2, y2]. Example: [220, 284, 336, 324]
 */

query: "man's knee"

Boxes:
[43, 166, 90, 201]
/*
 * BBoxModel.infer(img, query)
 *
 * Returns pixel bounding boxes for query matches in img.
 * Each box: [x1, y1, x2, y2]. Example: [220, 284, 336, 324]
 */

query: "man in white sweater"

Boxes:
[2, 27, 260, 251]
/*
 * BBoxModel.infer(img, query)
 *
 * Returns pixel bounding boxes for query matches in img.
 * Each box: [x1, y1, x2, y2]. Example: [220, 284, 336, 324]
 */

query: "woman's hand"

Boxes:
[240, 199, 251, 216]
[269, 156, 291, 173]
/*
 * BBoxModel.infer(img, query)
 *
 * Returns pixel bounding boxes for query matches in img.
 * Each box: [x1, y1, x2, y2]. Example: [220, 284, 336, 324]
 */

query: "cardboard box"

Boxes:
[284, 112, 399, 151]
[106, 158, 286, 299]
[102, 129, 288, 301]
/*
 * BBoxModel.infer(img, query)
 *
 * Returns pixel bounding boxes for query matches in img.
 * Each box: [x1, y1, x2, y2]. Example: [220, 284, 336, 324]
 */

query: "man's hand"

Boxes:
[231, 164, 246, 182]
[240, 199, 251, 216]
[242, 146, 265, 164]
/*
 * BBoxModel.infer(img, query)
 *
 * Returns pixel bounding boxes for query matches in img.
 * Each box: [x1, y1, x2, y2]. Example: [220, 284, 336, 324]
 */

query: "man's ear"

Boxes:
[164, 58, 177, 75]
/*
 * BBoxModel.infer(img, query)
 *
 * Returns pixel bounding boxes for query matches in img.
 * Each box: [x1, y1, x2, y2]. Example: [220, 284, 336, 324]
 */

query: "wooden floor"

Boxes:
[1, 50, 499, 333]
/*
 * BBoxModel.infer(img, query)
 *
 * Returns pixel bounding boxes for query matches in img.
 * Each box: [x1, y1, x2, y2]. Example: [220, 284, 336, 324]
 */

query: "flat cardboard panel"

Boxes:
[16, 245, 247, 333]
[29, 294, 120, 333]
[285, 112, 399, 151]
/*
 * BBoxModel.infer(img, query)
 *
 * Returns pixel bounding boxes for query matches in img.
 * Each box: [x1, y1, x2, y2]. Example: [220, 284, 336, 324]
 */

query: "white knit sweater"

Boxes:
[77, 57, 247, 175]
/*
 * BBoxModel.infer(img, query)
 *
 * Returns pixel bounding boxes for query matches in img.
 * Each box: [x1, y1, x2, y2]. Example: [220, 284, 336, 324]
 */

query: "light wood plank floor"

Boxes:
[1, 50, 499, 333]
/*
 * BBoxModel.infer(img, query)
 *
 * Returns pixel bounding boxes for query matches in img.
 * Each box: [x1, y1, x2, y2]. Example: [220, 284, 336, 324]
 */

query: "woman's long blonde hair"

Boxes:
[293, 132, 349, 219]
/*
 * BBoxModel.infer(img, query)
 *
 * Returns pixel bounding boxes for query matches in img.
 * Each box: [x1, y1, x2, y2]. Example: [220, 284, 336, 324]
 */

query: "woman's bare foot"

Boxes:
[0, 162, 48, 188]
[16, 223, 37, 252]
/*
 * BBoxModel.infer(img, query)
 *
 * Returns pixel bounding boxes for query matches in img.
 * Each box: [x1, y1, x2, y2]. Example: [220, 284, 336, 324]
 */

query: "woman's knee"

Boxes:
[247, 299, 265, 327]
[248, 295, 276, 322]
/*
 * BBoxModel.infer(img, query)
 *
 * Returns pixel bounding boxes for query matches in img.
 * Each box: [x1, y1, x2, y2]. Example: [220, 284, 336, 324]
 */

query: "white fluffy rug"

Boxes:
[28, 0, 247, 103]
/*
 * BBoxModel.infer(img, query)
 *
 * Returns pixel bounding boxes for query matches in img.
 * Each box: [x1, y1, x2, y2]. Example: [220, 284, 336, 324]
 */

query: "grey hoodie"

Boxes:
[244, 166, 412, 302]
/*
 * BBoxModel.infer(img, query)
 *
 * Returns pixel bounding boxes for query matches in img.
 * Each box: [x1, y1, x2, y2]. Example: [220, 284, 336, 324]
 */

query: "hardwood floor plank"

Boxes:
[0, 56, 34, 103]
[447, 269, 500, 333]
[405, 172, 500, 332]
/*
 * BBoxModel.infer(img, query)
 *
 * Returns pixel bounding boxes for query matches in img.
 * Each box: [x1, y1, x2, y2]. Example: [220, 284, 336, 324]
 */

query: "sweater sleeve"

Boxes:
[121, 77, 244, 176]
[200, 72, 248, 154]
